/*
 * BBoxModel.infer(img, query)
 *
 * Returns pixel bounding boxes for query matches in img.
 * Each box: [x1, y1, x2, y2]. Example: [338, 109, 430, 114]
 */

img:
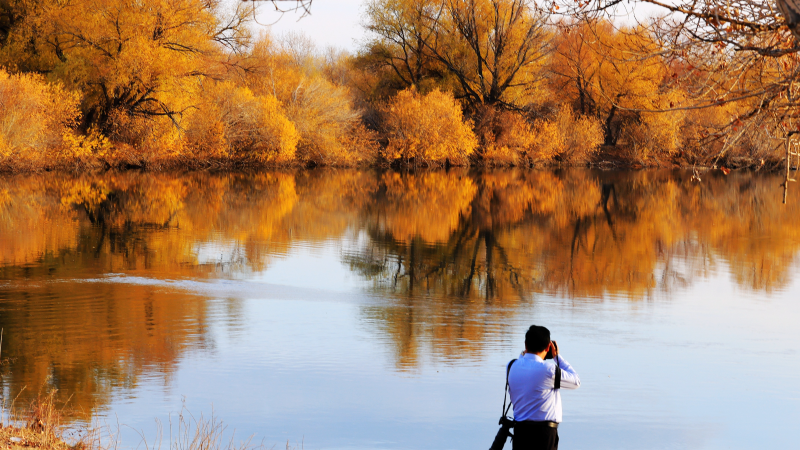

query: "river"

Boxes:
[0, 169, 798, 449]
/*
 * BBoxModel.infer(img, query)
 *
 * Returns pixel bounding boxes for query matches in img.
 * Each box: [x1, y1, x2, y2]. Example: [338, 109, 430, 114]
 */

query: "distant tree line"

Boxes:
[0, 0, 798, 170]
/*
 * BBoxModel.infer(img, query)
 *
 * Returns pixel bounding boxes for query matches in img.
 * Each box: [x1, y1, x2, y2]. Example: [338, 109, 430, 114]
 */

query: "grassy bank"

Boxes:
[0, 391, 302, 450]
[0, 391, 78, 450]
[1, 426, 73, 450]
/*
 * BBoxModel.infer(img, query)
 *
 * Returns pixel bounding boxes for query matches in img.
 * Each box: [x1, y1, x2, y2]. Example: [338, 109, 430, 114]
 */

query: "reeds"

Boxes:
[0, 387, 299, 450]
[116, 405, 306, 450]
[0, 388, 74, 450]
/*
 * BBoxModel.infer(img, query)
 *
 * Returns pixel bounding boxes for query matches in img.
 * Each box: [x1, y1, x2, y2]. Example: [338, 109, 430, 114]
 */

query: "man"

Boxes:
[507, 325, 581, 450]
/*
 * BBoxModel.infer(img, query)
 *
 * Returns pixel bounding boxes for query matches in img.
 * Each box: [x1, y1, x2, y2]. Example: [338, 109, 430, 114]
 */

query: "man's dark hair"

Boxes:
[525, 325, 551, 353]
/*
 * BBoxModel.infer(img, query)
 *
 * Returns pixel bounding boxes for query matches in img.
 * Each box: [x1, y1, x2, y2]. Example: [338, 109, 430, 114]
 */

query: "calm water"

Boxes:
[0, 169, 798, 449]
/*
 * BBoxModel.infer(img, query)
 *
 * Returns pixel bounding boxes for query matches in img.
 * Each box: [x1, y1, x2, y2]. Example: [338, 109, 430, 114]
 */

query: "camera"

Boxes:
[488, 416, 514, 450]
[544, 340, 555, 360]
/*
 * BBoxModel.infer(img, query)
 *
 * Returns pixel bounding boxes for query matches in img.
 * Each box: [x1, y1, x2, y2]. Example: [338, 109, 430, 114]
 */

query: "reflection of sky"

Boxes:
[99, 247, 800, 450]
[252, 236, 368, 292]
[194, 233, 369, 291]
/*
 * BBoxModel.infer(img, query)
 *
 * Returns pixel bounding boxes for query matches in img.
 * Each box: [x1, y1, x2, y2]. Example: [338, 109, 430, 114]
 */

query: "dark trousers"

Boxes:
[512, 421, 559, 450]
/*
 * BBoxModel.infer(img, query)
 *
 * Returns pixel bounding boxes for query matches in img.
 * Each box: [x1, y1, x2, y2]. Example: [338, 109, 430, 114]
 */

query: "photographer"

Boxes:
[508, 325, 581, 450]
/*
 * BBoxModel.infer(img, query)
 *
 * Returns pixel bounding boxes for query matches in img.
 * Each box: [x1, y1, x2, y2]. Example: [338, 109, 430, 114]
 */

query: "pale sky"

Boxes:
[256, 0, 367, 52]
[252, 0, 667, 54]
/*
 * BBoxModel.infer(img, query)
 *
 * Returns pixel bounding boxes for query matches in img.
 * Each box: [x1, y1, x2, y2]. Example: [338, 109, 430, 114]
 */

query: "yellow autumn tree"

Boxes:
[548, 20, 675, 149]
[0, 68, 80, 170]
[382, 88, 478, 166]
[531, 106, 604, 163]
[362, 0, 549, 109]
[183, 80, 299, 164]
[360, 0, 447, 96]
[243, 34, 377, 166]
[1, 0, 254, 158]
[431, 0, 550, 108]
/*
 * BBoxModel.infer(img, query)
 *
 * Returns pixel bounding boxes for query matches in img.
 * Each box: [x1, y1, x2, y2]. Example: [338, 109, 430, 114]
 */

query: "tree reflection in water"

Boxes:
[346, 170, 800, 367]
[0, 169, 798, 410]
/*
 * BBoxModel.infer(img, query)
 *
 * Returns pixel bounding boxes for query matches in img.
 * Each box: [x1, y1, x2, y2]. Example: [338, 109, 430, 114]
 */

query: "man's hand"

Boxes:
[550, 340, 559, 359]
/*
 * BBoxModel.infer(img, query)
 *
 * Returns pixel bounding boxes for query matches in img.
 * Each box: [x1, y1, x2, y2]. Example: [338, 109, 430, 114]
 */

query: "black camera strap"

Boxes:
[554, 356, 561, 390]
[502, 359, 517, 417]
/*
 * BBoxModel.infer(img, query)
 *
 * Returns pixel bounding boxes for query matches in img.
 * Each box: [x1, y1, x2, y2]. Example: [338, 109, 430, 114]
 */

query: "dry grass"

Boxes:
[0, 389, 300, 450]
[0, 389, 76, 450]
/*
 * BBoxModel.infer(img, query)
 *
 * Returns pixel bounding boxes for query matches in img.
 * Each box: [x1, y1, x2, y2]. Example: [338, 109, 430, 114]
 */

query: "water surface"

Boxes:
[1, 169, 798, 449]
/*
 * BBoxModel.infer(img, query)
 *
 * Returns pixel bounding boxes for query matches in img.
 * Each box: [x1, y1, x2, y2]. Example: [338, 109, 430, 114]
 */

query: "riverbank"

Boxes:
[1, 67, 786, 175]
[0, 395, 287, 450]
[0, 424, 74, 450]
[0, 144, 786, 174]
[0, 392, 77, 450]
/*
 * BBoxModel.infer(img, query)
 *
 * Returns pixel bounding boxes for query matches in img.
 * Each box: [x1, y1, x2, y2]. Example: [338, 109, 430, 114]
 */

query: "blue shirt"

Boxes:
[508, 353, 581, 422]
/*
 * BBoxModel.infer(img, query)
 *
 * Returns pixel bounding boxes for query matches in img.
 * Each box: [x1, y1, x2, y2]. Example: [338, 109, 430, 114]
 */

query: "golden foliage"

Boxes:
[0, 0, 792, 170]
[12, 0, 242, 128]
[361, 0, 549, 107]
[0, 69, 79, 169]
[242, 35, 377, 166]
[60, 127, 112, 161]
[184, 80, 299, 164]
[285, 78, 376, 166]
[104, 108, 185, 163]
[382, 88, 478, 166]
[620, 111, 685, 162]
[474, 107, 538, 166]
[359, 0, 450, 97]
[532, 107, 604, 163]
[548, 21, 670, 147]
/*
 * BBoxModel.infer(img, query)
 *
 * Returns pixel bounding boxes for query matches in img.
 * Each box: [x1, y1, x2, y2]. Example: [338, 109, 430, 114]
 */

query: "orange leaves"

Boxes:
[548, 20, 690, 159]
[476, 107, 538, 166]
[548, 20, 667, 124]
[242, 35, 377, 166]
[60, 127, 112, 161]
[381, 88, 478, 166]
[2, 0, 255, 151]
[184, 80, 299, 164]
[0, 69, 81, 170]
[532, 107, 604, 163]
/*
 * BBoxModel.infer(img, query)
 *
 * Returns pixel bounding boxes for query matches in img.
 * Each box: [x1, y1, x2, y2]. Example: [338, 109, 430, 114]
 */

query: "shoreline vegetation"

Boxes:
[0, 391, 300, 450]
[1, 391, 78, 450]
[1, 336, 286, 450]
[0, 1, 798, 173]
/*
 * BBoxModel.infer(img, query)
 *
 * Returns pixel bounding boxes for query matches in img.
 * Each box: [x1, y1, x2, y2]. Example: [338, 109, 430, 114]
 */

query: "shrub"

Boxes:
[619, 92, 685, 162]
[0, 69, 80, 169]
[184, 80, 299, 164]
[283, 78, 378, 166]
[679, 101, 768, 167]
[59, 126, 113, 168]
[244, 34, 377, 166]
[381, 88, 478, 166]
[105, 108, 185, 164]
[474, 106, 538, 166]
[531, 107, 604, 163]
